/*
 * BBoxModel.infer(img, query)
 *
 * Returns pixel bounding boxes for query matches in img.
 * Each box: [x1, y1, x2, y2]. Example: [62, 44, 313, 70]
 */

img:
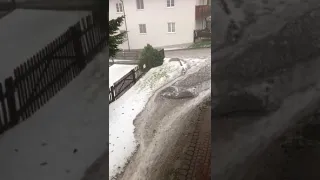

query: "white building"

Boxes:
[109, 0, 211, 50]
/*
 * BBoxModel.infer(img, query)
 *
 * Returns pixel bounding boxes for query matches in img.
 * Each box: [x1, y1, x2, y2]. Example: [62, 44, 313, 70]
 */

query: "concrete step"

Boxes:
[111, 60, 139, 65]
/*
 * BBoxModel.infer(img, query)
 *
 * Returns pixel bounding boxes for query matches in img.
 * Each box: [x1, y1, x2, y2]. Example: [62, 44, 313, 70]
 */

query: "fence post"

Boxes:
[132, 69, 136, 83]
[11, 0, 17, 8]
[5, 77, 18, 127]
[0, 83, 6, 132]
[71, 25, 86, 70]
[110, 86, 115, 102]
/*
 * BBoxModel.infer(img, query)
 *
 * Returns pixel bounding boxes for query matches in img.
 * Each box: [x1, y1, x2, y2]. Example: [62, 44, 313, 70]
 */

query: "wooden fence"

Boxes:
[0, 12, 108, 134]
[115, 49, 165, 60]
[109, 66, 144, 104]
[115, 50, 141, 60]
[113, 49, 165, 66]
[0, 1, 16, 19]
[194, 29, 211, 42]
[0, 1, 15, 11]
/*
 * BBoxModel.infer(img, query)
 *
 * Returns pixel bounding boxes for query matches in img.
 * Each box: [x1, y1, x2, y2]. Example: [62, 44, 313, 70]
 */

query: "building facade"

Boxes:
[109, 0, 211, 50]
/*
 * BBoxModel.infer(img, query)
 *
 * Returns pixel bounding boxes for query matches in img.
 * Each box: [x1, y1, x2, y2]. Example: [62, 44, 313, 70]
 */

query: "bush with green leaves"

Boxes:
[139, 44, 164, 70]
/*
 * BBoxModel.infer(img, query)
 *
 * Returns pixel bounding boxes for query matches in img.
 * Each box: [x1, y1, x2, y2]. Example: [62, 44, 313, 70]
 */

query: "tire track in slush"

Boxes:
[175, 106, 211, 180]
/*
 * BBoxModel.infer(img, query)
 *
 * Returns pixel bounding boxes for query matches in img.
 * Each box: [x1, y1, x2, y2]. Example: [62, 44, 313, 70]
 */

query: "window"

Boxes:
[116, 2, 123, 12]
[167, 22, 175, 33]
[167, 0, 174, 7]
[136, 0, 144, 9]
[139, 24, 147, 34]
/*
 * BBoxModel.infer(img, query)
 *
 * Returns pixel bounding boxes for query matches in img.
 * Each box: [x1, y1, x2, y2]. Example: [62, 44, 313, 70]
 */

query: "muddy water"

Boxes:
[242, 113, 320, 180]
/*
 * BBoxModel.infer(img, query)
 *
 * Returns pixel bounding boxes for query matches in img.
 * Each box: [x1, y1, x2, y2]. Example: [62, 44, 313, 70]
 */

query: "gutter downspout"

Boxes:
[120, 0, 131, 51]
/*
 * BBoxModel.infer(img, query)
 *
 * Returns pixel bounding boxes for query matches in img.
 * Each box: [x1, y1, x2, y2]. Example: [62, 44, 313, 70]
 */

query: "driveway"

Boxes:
[165, 48, 210, 59]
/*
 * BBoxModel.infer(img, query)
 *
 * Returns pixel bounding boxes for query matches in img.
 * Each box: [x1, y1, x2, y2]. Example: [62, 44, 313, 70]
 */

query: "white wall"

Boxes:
[196, 0, 208, 5]
[109, 0, 197, 49]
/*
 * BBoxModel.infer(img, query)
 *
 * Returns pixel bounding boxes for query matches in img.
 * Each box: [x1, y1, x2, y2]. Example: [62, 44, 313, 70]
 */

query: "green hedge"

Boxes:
[139, 44, 165, 71]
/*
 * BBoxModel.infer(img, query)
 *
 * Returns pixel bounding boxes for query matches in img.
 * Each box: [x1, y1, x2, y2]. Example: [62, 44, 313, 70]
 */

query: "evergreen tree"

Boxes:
[92, 0, 126, 58]
[109, 16, 127, 58]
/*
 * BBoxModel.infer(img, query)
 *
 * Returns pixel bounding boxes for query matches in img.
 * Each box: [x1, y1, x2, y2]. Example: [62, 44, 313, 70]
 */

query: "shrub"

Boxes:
[139, 44, 164, 71]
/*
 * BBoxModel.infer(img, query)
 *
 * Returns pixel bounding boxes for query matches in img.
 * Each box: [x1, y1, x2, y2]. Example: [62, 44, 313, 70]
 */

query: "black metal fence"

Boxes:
[109, 66, 145, 104]
[109, 48, 165, 103]
[0, 12, 108, 134]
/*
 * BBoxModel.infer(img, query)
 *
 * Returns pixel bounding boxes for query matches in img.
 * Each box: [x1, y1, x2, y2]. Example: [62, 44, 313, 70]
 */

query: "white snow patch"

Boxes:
[163, 45, 191, 51]
[164, 47, 186, 51]
[0, 9, 88, 81]
[109, 59, 183, 179]
[0, 55, 110, 180]
[112, 59, 138, 62]
[109, 64, 137, 87]
[163, 46, 190, 51]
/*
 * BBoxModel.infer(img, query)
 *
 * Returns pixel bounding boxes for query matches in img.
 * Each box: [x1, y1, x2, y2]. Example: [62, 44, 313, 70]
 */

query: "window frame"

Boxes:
[136, 0, 144, 10]
[116, 2, 123, 13]
[139, 24, 147, 34]
[167, 0, 175, 7]
[167, 22, 176, 33]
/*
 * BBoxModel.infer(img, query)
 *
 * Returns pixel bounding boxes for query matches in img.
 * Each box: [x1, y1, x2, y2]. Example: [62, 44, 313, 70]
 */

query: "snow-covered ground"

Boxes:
[111, 59, 139, 62]
[109, 64, 137, 87]
[108, 56, 211, 179]
[114, 56, 210, 180]
[163, 47, 188, 51]
[165, 48, 210, 59]
[109, 58, 185, 179]
[0, 9, 88, 82]
[0, 52, 108, 180]
[0, 41, 209, 180]
[162, 43, 192, 51]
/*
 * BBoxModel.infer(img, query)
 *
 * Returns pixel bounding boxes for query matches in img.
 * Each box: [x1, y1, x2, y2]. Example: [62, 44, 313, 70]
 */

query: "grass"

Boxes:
[189, 40, 211, 49]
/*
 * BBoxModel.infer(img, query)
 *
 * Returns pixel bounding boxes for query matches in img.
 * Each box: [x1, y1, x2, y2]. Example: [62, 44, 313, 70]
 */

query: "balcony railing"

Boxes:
[195, 5, 211, 19]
